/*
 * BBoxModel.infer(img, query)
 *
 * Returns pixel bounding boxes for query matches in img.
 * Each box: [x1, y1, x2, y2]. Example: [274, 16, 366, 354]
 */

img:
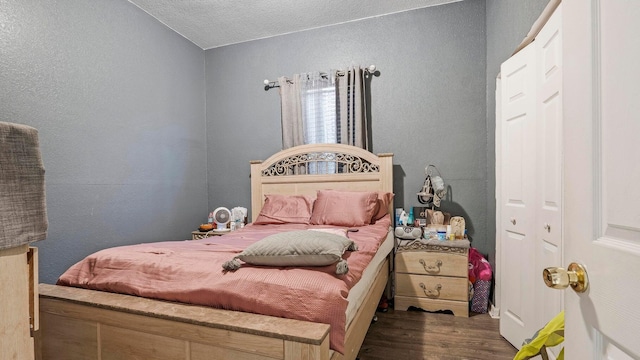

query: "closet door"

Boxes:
[534, 5, 563, 339]
[498, 43, 537, 348]
[497, 6, 563, 352]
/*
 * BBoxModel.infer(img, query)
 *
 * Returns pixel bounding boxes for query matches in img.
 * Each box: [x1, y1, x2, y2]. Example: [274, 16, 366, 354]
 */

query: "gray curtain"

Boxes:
[278, 74, 304, 149]
[337, 66, 368, 150]
[278, 67, 368, 150]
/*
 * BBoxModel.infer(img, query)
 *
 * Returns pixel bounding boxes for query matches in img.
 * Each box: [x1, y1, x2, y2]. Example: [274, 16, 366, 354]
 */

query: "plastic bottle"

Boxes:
[399, 210, 408, 226]
[395, 208, 402, 226]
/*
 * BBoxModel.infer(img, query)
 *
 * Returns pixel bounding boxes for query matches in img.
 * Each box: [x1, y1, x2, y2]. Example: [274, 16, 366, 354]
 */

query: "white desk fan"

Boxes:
[212, 207, 231, 231]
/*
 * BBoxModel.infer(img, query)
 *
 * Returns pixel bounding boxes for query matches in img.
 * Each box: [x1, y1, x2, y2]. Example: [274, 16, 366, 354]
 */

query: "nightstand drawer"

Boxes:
[395, 273, 468, 302]
[395, 251, 467, 277]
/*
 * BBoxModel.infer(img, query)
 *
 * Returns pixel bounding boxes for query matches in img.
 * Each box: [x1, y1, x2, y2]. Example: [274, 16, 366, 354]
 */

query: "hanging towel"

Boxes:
[0, 121, 48, 250]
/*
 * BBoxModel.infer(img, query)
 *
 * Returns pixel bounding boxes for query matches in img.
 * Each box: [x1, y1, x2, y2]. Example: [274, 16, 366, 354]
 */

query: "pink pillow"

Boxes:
[253, 194, 315, 224]
[310, 190, 378, 227]
[372, 192, 395, 222]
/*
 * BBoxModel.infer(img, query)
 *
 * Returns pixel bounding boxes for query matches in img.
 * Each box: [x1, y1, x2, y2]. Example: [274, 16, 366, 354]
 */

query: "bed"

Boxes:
[35, 143, 394, 360]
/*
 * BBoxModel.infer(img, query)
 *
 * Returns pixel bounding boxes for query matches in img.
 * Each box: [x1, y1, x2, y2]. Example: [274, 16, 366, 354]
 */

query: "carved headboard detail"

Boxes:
[250, 144, 393, 222]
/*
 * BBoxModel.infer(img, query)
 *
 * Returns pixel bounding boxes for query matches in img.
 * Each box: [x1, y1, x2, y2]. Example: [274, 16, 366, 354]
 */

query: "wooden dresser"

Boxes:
[394, 241, 469, 317]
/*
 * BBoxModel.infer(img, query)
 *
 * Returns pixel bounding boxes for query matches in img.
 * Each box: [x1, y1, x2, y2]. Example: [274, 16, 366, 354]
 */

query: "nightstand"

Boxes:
[394, 241, 469, 317]
[191, 230, 227, 240]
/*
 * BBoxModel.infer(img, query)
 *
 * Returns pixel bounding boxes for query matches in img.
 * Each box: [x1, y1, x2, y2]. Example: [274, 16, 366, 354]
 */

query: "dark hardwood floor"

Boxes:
[358, 308, 517, 360]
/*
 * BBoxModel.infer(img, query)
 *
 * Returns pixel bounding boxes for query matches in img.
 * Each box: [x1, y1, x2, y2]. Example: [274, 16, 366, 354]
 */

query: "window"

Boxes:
[278, 67, 368, 152]
[301, 80, 337, 174]
[302, 80, 337, 144]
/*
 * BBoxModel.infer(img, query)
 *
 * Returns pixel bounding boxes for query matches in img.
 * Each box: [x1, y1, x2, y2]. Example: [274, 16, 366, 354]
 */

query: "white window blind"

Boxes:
[301, 80, 337, 144]
[301, 79, 337, 174]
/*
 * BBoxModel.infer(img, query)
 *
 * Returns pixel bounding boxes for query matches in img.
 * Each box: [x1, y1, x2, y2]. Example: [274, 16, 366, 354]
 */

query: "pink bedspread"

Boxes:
[57, 216, 391, 353]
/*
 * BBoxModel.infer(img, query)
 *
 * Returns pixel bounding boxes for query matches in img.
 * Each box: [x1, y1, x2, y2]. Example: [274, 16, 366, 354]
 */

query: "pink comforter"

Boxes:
[57, 216, 391, 353]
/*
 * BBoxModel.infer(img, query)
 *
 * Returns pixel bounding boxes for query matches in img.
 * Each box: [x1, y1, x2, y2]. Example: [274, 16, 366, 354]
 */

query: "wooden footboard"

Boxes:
[35, 259, 389, 360]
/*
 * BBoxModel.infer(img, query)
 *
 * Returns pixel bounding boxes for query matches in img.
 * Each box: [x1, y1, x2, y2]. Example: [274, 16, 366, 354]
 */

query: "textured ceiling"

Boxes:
[128, 0, 462, 50]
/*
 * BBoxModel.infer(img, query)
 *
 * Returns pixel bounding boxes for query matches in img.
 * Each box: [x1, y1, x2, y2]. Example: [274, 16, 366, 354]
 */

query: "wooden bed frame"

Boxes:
[35, 144, 393, 360]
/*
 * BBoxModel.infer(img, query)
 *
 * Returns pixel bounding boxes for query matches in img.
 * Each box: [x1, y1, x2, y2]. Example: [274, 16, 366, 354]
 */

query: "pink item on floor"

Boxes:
[468, 247, 493, 313]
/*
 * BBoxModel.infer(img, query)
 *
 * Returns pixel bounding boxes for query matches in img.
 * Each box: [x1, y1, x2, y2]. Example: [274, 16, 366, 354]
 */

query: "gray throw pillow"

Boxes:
[222, 230, 358, 275]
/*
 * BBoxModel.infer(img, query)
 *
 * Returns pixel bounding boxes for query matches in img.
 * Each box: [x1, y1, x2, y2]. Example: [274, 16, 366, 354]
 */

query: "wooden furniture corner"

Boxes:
[394, 242, 469, 317]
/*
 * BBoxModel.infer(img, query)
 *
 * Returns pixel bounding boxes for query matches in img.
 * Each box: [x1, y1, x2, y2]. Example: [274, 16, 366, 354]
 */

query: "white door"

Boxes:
[498, 6, 564, 351]
[561, 0, 640, 358]
[498, 43, 538, 347]
[534, 4, 563, 339]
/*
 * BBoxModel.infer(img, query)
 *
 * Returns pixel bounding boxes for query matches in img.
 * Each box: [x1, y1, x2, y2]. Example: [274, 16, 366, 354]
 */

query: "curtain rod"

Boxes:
[263, 65, 377, 91]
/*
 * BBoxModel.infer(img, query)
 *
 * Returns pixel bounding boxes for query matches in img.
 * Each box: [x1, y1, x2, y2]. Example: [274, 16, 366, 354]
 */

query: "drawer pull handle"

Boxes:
[419, 283, 442, 298]
[419, 259, 443, 273]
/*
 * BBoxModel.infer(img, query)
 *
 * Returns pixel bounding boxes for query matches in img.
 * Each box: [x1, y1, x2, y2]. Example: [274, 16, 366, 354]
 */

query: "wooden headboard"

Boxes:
[250, 144, 393, 222]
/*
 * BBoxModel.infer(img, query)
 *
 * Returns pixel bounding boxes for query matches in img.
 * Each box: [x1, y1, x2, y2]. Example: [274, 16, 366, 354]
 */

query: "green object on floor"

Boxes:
[513, 311, 564, 360]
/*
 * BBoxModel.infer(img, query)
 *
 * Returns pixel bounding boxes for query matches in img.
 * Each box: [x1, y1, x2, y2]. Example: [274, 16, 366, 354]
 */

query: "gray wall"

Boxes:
[0, 0, 551, 284]
[485, 0, 550, 266]
[205, 1, 491, 253]
[0, 0, 207, 284]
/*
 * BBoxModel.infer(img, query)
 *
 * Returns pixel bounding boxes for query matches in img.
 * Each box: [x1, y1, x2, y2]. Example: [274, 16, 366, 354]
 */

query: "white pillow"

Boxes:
[222, 230, 357, 275]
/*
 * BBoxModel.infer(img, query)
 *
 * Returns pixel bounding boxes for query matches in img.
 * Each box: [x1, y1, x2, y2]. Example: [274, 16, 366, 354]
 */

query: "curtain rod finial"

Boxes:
[368, 65, 376, 72]
[263, 79, 270, 85]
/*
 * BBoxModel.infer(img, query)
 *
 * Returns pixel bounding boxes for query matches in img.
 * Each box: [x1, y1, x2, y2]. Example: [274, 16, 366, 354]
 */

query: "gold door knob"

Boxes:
[543, 262, 589, 293]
